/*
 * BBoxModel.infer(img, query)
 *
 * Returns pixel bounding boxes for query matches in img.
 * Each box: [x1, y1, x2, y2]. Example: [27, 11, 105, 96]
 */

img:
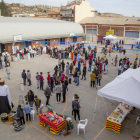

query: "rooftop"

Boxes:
[79, 17, 140, 25]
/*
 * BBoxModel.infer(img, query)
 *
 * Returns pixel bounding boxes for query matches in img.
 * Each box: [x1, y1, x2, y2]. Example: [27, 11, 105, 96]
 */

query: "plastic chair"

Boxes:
[135, 116, 140, 125]
[77, 119, 88, 135]
[30, 106, 35, 120]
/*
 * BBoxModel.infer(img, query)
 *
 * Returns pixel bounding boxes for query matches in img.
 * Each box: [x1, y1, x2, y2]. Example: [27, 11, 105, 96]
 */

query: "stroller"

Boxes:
[13, 114, 22, 132]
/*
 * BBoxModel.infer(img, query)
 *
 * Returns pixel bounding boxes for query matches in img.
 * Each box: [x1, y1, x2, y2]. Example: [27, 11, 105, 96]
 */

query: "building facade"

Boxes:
[48, 0, 95, 23]
[79, 17, 140, 44]
[0, 17, 84, 53]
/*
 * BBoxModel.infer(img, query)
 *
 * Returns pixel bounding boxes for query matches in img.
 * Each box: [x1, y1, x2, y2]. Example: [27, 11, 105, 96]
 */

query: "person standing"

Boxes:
[72, 96, 80, 122]
[66, 62, 70, 76]
[27, 70, 31, 86]
[24, 102, 31, 122]
[94, 67, 99, 86]
[36, 72, 40, 89]
[33, 95, 41, 115]
[39, 72, 44, 91]
[104, 61, 108, 74]
[0, 57, 3, 69]
[4, 54, 7, 67]
[6, 66, 10, 80]
[17, 105, 25, 127]
[90, 71, 96, 88]
[61, 60, 65, 71]
[114, 55, 118, 66]
[50, 75, 54, 93]
[61, 71, 65, 83]
[22, 70, 26, 85]
[81, 65, 86, 80]
[98, 71, 102, 87]
[62, 82, 67, 103]
[55, 82, 62, 103]
[27, 90, 34, 106]
[7, 56, 10, 67]
[64, 76, 69, 91]
[0, 80, 12, 115]
[88, 60, 92, 72]
[118, 63, 122, 75]
[47, 72, 50, 87]
[44, 85, 52, 106]
[134, 59, 137, 69]
[78, 62, 81, 72]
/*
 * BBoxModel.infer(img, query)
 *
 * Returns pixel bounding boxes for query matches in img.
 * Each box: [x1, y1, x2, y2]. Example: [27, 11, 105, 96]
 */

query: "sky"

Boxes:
[4, 0, 140, 17]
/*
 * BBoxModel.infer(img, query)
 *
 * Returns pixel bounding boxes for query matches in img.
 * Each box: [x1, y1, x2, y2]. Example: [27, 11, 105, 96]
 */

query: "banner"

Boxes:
[106, 29, 114, 35]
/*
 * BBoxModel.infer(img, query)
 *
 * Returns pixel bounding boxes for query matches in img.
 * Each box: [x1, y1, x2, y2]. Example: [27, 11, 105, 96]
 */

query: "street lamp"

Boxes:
[91, 10, 98, 43]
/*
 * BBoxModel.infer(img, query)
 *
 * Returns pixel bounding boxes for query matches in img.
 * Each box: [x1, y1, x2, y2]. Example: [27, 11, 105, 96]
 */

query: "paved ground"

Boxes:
[0, 45, 140, 140]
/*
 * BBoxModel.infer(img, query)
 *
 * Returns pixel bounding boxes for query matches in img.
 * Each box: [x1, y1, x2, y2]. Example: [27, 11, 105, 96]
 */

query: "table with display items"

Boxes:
[106, 103, 133, 133]
[39, 111, 65, 135]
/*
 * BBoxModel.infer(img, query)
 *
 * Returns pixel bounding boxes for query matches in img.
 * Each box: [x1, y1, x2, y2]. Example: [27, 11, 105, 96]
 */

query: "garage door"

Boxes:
[86, 29, 97, 35]
[125, 31, 139, 38]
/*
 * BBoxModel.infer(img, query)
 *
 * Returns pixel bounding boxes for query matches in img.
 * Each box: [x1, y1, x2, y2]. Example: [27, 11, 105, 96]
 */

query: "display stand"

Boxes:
[63, 121, 71, 136]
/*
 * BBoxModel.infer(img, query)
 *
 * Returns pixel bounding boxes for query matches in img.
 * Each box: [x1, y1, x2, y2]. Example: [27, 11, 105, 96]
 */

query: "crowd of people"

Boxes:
[0, 41, 140, 126]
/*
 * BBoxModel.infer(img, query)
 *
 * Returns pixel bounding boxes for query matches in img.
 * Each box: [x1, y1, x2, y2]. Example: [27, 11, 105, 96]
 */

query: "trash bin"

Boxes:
[20, 82, 24, 91]
[28, 53, 30, 59]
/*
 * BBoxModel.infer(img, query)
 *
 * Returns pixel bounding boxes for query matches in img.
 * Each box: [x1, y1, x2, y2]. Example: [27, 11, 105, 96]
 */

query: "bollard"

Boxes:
[20, 82, 24, 91]
[28, 53, 30, 59]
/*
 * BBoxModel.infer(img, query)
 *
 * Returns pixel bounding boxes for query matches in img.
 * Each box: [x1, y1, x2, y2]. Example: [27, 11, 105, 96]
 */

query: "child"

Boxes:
[111, 59, 113, 65]
[36, 72, 40, 89]
[24, 102, 31, 122]
[33, 95, 41, 115]
[38, 104, 44, 114]
[73, 58, 76, 66]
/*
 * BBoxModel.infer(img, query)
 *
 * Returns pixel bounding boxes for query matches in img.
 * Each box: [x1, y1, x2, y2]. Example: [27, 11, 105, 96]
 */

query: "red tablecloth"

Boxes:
[39, 111, 65, 129]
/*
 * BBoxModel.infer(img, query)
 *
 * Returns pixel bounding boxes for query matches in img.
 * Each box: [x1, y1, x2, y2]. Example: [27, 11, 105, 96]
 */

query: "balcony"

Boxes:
[60, 14, 74, 17]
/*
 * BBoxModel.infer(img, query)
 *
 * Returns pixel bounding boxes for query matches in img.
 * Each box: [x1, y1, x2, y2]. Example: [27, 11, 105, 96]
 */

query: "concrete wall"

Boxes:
[75, 1, 95, 23]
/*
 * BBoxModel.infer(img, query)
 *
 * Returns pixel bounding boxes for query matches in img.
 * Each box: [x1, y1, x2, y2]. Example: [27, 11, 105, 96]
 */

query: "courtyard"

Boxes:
[0, 45, 140, 140]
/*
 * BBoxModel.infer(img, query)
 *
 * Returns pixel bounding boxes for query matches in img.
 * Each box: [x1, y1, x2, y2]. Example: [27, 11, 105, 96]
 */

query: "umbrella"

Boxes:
[103, 34, 117, 40]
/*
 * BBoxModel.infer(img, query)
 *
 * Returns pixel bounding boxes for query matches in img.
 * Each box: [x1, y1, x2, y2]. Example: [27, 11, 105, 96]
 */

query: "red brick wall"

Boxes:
[50, 38, 58, 47]
[5, 42, 20, 53]
[30, 41, 41, 49]
[76, 37, 82, 43]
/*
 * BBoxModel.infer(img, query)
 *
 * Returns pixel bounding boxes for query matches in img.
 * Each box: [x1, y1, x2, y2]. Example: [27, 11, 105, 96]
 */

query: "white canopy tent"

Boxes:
[103, 34, 117, 40]
[93, 68, 140, 122]
[135, 38, 140, 42]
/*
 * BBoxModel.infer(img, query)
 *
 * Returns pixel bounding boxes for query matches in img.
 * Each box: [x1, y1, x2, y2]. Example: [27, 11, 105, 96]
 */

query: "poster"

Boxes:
[106, 29, 114, 35]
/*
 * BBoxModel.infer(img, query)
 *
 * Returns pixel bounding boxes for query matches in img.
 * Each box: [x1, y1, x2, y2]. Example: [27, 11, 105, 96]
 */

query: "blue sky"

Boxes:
[5, 0, 140, 17]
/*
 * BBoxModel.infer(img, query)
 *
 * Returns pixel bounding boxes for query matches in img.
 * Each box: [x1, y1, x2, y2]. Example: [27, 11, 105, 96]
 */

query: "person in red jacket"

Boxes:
[47, 72, 50, 87]
[73, 58, 76, 66]
[39, 72, 44, 91]
[98, 60, 102, 72]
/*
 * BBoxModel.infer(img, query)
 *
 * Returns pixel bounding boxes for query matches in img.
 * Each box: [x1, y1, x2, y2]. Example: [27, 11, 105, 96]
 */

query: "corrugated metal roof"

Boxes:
[0, 17, 84, 43]
[79, 17, 140, 25]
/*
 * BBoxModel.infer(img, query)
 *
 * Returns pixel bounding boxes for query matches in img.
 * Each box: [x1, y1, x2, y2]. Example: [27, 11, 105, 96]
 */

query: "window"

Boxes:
[115, 30, 119, 34]
[102, 29, 105, 33]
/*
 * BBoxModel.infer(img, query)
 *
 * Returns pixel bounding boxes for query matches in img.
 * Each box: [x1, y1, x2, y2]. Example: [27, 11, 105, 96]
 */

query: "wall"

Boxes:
[50, 38, 58, 47]
[30, 41, 42, 49]
[5, 42, 20, 53]
[76, 37, 82, 43]
[75, 1, 95, 23]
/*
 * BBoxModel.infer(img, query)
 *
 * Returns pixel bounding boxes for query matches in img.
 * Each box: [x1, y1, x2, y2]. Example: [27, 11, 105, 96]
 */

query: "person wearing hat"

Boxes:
[0, 80, 12, 115]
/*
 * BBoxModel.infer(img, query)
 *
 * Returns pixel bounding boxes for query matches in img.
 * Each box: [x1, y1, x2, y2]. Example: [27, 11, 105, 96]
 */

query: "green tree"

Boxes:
[0, 0, 8, 16]
[44, 10, 46, 13]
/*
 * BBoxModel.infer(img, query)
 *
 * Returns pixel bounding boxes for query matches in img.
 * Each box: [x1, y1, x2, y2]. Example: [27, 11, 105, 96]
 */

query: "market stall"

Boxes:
[39, 110, 66, 135]
[93, 68, 140, 133]
[106, 103, 132, 133]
